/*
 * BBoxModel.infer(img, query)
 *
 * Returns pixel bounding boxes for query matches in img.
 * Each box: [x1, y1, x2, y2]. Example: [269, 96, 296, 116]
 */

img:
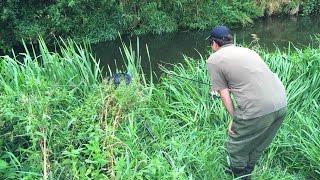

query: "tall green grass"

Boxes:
[0, 39, 319, 179]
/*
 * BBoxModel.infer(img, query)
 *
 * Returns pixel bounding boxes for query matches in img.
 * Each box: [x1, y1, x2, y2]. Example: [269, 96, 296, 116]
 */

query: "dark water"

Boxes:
[92, 15, 320, 78]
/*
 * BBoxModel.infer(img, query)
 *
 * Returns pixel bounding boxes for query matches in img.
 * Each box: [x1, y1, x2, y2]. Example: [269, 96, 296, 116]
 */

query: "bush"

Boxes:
[3, 0, 319, 51]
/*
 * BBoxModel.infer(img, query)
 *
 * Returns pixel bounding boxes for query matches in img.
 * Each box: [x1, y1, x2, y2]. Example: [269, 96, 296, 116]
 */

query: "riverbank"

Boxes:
[0, 39, 319, 179]
[1, 1, 319, 52]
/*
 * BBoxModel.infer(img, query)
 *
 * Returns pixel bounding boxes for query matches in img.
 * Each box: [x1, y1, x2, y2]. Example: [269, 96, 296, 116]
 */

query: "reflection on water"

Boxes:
[93, 15, 320, 78]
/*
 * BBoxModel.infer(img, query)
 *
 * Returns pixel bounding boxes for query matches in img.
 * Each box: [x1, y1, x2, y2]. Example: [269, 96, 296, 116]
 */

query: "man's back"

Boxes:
[207, 45, 287, 119]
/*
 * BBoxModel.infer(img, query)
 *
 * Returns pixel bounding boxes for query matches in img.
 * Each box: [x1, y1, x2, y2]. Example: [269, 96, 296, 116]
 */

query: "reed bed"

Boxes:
[0, 39, 319, 179]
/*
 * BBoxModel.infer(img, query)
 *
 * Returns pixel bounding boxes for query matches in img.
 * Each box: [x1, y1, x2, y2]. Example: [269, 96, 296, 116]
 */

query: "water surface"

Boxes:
[93, 15, 320, 79]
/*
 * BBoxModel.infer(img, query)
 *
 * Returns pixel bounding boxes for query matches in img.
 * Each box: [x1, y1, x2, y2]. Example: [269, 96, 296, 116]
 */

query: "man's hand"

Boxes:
[228, 121, 235, 135]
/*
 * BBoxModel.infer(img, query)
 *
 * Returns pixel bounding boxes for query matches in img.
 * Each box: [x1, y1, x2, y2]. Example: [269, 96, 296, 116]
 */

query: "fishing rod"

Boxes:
[158, 63, 211, 86]
[165, 72, 211, 86]
[164, 72, 220, 99]
[158, 63, 220, 98]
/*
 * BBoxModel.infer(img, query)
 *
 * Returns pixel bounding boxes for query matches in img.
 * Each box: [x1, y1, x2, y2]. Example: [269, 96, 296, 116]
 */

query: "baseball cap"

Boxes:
[207, 25, 232, 41]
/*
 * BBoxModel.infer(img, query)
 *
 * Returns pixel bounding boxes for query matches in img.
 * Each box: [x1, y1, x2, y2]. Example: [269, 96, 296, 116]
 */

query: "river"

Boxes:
[92, 15, 320, 79]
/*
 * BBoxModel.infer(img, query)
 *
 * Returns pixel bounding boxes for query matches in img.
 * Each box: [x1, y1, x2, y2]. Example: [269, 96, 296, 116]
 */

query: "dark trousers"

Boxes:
[226, 107, 287, 168]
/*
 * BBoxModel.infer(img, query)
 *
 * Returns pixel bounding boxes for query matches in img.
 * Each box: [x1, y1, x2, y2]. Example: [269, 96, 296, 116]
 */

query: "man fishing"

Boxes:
[206, 26, 287, 179]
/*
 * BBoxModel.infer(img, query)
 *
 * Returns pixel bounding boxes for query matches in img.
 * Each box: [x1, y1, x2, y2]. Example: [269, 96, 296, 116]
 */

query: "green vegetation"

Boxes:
[1, 0, 320, 51]
[0, 38, 319, 179]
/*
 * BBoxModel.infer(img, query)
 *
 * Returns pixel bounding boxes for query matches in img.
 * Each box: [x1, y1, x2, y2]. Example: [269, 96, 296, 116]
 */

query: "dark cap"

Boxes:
[207, 25, 232, 41]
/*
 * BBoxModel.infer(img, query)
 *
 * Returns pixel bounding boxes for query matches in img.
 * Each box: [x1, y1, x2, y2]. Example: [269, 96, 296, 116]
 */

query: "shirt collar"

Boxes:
[220, 44, 234, 49]
[212, 44, 234, 54]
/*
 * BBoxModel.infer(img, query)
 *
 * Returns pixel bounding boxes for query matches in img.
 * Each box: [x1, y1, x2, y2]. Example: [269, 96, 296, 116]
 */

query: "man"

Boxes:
[206, 26, 287, 179]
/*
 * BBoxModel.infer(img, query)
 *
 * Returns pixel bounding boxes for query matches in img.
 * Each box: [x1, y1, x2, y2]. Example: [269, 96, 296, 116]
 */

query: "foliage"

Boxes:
[301, 0, 320, 15]
[1, 0, 319, 52]
[0, 38, 320, 179]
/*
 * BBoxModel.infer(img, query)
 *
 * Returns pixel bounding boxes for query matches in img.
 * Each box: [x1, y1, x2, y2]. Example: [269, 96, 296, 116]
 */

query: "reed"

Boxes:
[0, 39, 319, 179]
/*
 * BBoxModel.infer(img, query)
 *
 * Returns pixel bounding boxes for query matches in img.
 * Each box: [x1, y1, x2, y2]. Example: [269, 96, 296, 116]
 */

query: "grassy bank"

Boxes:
[0, 39, 319, 179]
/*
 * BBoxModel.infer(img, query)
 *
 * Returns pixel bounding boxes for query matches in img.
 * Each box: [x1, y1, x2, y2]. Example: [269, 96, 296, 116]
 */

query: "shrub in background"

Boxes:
[1, 0, 319, 52]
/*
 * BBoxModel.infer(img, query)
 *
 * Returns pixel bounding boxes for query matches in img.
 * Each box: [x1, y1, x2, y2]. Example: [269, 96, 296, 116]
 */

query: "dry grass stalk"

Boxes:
[40, 128, 49, 180]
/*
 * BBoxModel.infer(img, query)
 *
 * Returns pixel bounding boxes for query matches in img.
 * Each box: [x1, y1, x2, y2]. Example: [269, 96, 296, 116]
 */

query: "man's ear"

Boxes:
[211, 41, 217, 51]
[212, 41, 220, 51]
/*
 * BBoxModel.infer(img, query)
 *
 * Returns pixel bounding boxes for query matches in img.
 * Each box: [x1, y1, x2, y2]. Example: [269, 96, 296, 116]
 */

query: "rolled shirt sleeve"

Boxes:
[207, 62, 228, 91]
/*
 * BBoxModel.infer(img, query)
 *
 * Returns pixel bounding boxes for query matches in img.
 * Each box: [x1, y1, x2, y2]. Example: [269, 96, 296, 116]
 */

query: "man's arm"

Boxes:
[219, 88, 236, 135]
[219, 88, 234, 117]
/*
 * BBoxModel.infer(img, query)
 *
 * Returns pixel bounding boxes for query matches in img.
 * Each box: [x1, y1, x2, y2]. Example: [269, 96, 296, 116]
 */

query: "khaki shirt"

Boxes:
[206, 44, 287, 119]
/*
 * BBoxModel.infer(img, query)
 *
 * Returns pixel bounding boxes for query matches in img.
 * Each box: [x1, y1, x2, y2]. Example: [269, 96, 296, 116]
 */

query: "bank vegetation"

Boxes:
[0, 38, 319, 179]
